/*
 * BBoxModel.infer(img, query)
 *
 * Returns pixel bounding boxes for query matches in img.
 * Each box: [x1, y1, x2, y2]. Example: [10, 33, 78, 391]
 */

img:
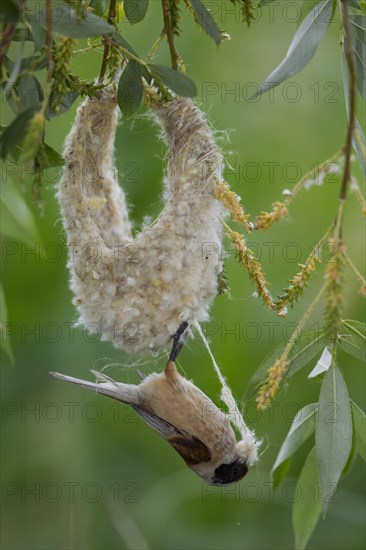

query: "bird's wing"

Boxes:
[132, 404, 211, 465]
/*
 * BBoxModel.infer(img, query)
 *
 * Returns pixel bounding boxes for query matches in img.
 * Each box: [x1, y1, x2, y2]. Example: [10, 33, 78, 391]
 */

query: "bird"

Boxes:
[50, 325, 258, 486]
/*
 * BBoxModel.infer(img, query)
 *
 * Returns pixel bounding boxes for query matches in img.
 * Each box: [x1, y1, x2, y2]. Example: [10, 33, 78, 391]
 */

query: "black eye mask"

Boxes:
[212, 460, 249, 486]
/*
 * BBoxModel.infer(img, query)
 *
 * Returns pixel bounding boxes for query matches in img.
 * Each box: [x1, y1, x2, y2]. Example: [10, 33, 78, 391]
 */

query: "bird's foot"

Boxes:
[169, 321, 189, 362]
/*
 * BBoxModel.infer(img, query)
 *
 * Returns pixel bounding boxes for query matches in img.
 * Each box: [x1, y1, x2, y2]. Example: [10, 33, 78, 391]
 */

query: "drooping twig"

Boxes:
[162, 0, 178, 70]
[0, 0, 25, 70]
[241, 150, 344, 233]
[319, 1, 358, 345]
[337, 0, 357, 230]
[290, 149, 344, 201]
[146, 30, 166, 63]
[0, 23, 16, 69]
[108, 37, 147, 68]
[99, 0, 116, 81]
[45, 0, 54, 82]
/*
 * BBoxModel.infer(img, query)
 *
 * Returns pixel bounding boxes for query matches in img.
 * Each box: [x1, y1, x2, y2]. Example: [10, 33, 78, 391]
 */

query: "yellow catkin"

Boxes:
[323, 239, 345, 335]
[256, 358, 289, 410]
[225, 226, 274, 310]
[18, 112, 45, 162]
[214, 181, 252, 233]
[275, 251, 320, 310]
[254, 201, 288, 230]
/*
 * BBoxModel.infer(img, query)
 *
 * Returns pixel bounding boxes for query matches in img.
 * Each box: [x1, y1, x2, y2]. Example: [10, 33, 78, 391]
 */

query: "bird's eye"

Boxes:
[232, 466, 240, 477]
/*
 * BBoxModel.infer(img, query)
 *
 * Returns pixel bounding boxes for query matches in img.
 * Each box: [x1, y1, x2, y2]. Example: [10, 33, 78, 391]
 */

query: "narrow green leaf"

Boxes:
[342, 319, 366, 339]
[338, 334, 365, 360]
[292, 447, 322, 550]
[349, 14, 366, 41]
[89, 0, 108, 17]
[339, 320, 366, 361]
[244, 343, 285, 401]
[0, 104, 41, 159]
[351, 400, 366, 461]
[271, 403, 317, 485]
[316, 366, 352, 515]
[354, 38, 366, 100]
[252, 0, 333, 98]
[113, 31, 139, 56]
[124, 0, 149, 24]
[0, 0, 20, 23]
[37, 6, 114, 38]
[112, 32, 151, 83]
[349, 0, 366, 10]
[7, 75, 44, 115]
[342, 431, 357, 476]
[300, 0, 323, 21]
[296, 1, 332, 31]
[20, 75, 44, 109]
[117, 60, 143, 118]
[187, 0, 221, 46]
[27, 14, 47, 51]
[272, 457, 291, 488]
[0, 283, 15, 365]
[341, 53, 366, 177]
[0, 177, 41, 244]
[342, 398, 366, 475]
[349, 15, 366, 100]
[3, 42, 24, 98]
[244, 331, 325, 402]
[12, 28, 33, 42]
[338, 334, 365, 361]
[149, 64, 197, 97]
[6, 54, 48, 74]
[353, 119, 366, 177]
[46, 91, 79, 119]
[286, 331, 325, 378]
[42, 143, 64, 167]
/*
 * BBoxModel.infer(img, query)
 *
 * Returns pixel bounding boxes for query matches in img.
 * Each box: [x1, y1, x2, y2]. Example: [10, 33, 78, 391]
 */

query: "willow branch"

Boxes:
[162, 0, 178, 70]
[146, 30, 166, 63]
[45, 0, 54, 82]
[337, 0, 357, 232]
[285, 149, 344, 206]
[0, 23, 16, 69]
[0, 0, 25, 70]
[99, 0, 116, 81]
[108, 37, 147, 67]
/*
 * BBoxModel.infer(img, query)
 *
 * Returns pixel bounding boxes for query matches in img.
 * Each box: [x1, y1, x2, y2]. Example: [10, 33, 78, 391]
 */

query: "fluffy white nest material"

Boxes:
[58, 88, 227, 353]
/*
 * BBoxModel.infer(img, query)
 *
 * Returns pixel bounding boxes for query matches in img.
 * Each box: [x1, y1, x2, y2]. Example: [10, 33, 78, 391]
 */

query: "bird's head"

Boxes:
[210, 436, 259, 486]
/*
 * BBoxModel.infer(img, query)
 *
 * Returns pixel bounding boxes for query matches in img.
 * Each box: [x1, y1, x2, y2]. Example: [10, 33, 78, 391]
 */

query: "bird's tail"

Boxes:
[49, 371, 137, 404]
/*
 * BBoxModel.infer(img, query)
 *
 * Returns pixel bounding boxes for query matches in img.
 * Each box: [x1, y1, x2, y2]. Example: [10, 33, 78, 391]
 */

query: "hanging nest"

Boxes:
[58, 85, 228, 353]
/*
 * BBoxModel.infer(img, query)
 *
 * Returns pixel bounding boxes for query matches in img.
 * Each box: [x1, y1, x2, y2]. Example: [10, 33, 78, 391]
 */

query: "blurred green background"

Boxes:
[1, 2, 365, 549]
